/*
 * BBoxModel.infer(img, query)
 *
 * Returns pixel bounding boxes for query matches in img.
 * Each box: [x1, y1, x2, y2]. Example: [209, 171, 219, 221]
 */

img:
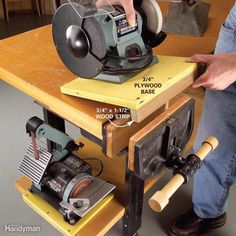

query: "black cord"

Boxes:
[102, 45, 154, 75]
[103, 55, 153, 74]
[83, 157, 104, 177]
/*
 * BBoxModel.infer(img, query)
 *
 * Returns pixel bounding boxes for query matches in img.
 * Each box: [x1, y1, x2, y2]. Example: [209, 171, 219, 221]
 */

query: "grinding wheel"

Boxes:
[52, 3, 106, 78]
[141, 0, 163, 35]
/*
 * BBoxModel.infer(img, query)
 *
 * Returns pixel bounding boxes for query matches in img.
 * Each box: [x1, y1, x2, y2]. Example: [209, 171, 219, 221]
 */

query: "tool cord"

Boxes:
[82, 157, 104, 177]
[102, 45, 153, 75]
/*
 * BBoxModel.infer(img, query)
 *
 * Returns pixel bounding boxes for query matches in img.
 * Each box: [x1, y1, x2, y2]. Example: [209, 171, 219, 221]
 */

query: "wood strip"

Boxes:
[128, 95, 192, 171]
[43, 0, 54, 15]
[7, 0, 32, 12]
[104, 105, 165, 158]
[78, 201, 124, 236]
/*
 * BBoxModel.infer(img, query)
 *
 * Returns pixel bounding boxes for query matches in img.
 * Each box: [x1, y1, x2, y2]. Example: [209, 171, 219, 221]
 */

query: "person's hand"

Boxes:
[96, 0, 136, 26]
[187, 53, 236, 90]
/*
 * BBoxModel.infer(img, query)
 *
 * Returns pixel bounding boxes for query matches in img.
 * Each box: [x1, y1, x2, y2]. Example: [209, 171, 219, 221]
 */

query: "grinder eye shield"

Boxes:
[66, 0, 115, 18]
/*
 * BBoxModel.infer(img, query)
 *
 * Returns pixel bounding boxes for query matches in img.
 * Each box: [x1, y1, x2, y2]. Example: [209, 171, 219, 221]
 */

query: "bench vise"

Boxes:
[128, 98, 218, 211]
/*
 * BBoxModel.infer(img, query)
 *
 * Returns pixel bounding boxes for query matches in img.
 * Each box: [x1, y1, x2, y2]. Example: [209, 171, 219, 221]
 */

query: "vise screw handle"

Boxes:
[148, 136, 218, 213]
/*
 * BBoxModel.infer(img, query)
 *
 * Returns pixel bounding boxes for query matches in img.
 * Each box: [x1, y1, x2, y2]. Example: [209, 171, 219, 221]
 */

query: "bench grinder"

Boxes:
[52, 0, 166, 83]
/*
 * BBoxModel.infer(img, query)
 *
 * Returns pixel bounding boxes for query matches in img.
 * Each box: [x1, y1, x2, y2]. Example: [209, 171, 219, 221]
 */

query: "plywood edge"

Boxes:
[61, 85, 137, 109]
[128, 95, 192, 171]
[0, 68, 103, 139]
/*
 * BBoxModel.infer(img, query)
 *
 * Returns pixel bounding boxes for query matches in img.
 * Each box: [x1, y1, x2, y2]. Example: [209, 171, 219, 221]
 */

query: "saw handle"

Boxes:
[149, 136, 218, 213]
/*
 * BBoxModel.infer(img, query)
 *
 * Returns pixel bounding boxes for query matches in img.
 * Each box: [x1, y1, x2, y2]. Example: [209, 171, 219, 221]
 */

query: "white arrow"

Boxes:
[127, 120, 135, 126]
[108, 119, 135, 128]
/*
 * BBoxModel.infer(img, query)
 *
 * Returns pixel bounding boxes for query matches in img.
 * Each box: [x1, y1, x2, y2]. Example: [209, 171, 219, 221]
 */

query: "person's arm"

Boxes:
[96, 0, 136, 26]
[187, 53, 236, 90]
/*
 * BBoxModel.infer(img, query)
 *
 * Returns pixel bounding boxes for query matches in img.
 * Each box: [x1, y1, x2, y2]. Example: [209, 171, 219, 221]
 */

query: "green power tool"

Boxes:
[18, 117, 115, 225]
[52, 0, 166, 83]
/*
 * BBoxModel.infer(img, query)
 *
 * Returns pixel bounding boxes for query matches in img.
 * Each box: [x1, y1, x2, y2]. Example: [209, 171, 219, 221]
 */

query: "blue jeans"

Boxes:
[193, 3, 236, 218]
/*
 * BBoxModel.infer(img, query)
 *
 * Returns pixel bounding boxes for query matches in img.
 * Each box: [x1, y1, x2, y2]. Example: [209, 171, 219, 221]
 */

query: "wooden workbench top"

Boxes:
[0, 0, 234, 139]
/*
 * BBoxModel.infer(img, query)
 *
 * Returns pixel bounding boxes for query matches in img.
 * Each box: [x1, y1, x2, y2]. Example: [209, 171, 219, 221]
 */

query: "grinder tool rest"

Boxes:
[52, 0, 166, 83]
[18, 117, 115, 225]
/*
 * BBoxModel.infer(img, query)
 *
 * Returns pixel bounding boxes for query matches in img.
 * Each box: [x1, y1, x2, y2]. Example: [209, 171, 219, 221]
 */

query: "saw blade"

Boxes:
[141, 0, 163, 34]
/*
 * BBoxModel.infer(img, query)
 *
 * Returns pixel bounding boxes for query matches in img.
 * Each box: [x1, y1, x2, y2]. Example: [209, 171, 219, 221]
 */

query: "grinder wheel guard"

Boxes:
[52, 1, 165, 80]
[52, 3, 105, 78]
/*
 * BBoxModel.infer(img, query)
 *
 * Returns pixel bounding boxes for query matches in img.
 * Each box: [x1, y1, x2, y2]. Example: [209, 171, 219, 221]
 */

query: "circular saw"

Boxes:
[52, 0, 166, 83]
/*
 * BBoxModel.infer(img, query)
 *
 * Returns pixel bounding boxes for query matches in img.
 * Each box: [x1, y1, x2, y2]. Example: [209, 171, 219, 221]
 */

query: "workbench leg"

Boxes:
[2, 0, 9, 22]
[123, 171, 144, 236]
[55, 0, 61, 9]
[43, 108, 65, 152]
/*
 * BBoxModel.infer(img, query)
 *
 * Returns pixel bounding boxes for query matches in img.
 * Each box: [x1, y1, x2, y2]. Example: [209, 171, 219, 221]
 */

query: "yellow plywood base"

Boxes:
[61, 56, 197, 122]
[15, 176, 124, 236]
